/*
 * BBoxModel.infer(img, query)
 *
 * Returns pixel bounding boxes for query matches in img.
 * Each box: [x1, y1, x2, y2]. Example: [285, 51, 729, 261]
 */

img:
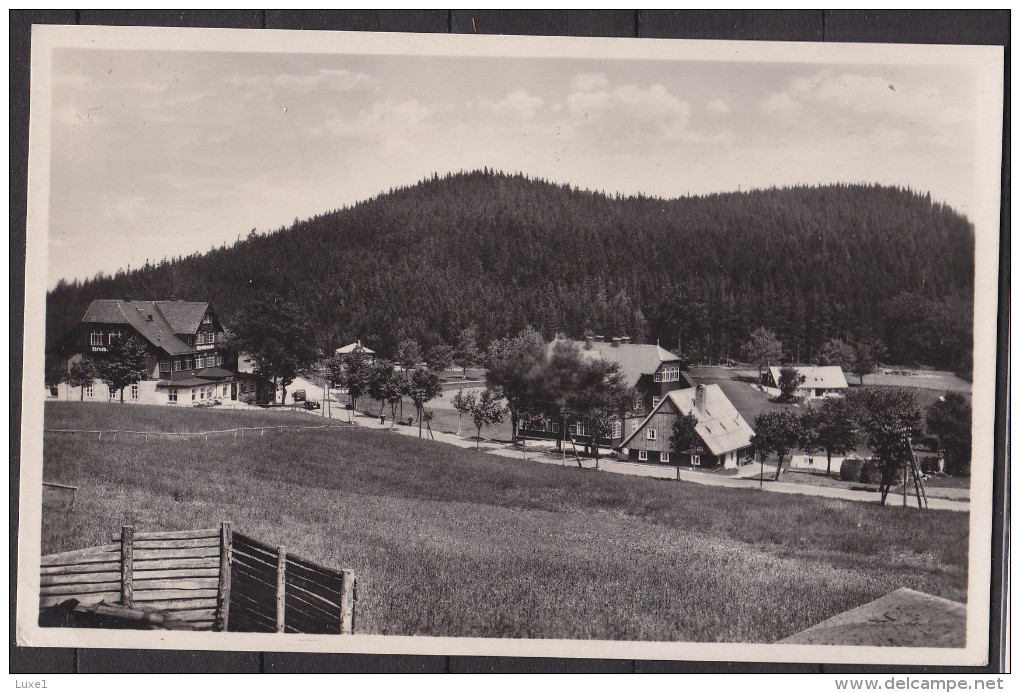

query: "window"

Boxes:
[200, 388, 205, 400]
[192, 389, 197, 401]
[638, 450, 648, 461]
[130, 384, 139, 400]
[215, 353, 222, 366]
[109, 386, 117, 399]
[691, 454, 701, 467]
[551, 422, 560, 433]
[185, 358, 193, 370]
[195, 355, 205, 369]
[570, 421, 588, 438]
[84, 384, 93, 398]
[196, 332, 204, 345]
[168, 387, 177, 403]
[661, 452, 670, 463]
[654, 365, 681, 383]
[90, 331, 104, 346]
[107, 330, 121, 344]
[646, 429, 657, 441]
[631, 421, 639, 432]
[612, 421, 622, 439]
[651, 396, 661, 408]
[174, 359, 182, 371]
[222, 384, 228, 397]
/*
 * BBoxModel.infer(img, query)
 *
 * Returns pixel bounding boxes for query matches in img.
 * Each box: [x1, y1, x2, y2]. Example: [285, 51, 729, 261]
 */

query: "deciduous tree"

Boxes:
[95, 336, 150, 402]
[229, 294, 319, 405]
[777, 366, 806, 401]
[853, 387, 923, 504]
[926, 392, 971, 476]
[742, 327, 783, 381]
[817, 338, 856, 373]
[425, 343, 454, 373]
[752, 410, 804, 481]
[485, 327, 547, 443]
[67, 357, 98, 401]
[801, 397, 859, 477]
[669, 411, 700, 475]
[851, 337, 885, 385]
[454, 325, 482, 378]
[464, 388, 506, 449]
[407, 368, 443, 437]
[565, 358, 629, 469]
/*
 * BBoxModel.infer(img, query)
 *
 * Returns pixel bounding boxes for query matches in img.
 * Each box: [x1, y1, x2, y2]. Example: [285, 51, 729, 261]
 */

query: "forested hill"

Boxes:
[46, 170, 975, 371]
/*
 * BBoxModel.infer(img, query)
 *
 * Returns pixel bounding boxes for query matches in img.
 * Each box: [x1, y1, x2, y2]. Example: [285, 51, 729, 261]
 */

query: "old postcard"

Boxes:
[16, 24, 1005, 666]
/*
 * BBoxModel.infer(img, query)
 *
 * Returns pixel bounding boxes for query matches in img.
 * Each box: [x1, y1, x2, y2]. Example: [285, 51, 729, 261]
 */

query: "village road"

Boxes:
[307, 404, 969, 513]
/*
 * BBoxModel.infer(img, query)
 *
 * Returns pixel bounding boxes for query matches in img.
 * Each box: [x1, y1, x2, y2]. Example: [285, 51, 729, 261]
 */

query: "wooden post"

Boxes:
[275, 546, 286, 633]
[120, 525, 134, 607]
[215, 522, 232, 632]
[339, 569, 355, 634]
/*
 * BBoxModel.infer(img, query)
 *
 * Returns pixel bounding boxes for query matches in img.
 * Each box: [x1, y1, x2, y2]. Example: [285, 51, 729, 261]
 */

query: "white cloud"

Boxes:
[564, 83, 694, 142]
[705, 99, 730, 115]
[571, 72, 610, 92]
[758, 92, 802, 114]
[476, 89, 544, 119]
[325, 98, 436, 137]
[237, 68, 375, 92]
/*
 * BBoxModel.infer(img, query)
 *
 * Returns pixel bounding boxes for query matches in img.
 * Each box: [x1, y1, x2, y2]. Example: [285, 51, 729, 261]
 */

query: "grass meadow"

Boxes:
[39, 401, 969, 643]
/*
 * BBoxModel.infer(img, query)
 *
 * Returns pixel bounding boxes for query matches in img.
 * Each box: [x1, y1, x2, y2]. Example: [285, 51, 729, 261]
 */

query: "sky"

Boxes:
[46, 45, 981, 286]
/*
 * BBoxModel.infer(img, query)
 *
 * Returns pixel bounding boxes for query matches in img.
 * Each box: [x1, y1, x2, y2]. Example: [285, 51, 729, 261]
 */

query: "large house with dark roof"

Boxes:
[51, 299, 250, 405]
[620, 383, 755, 468]
[520, 336, 695, 449]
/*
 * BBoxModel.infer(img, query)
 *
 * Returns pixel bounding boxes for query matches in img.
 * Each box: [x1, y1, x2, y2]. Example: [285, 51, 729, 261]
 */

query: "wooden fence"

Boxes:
[39, 523, 356, 634]
[227, 531, 355, 634]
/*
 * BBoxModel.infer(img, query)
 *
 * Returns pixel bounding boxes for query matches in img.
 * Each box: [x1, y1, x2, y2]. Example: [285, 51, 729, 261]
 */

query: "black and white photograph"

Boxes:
[15, 21, 1005, 669]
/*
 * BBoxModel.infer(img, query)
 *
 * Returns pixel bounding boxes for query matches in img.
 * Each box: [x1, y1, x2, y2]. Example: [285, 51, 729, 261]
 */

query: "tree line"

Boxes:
[45, 169, 975, 375]
[746, 388, 971, 501]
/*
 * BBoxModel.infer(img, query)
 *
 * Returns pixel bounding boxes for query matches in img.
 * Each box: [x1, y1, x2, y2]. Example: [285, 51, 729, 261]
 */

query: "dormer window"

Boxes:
[654, 365, 680, 383]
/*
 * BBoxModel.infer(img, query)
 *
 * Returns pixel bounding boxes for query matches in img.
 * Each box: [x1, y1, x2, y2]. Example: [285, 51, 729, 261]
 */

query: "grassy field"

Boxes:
[40, 401, 969, 643]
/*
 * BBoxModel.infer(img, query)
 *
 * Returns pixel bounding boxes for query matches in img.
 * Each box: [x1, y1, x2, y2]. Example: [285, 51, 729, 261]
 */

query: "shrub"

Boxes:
[840, 458, 865, 482]
[860, 459, 883, 485]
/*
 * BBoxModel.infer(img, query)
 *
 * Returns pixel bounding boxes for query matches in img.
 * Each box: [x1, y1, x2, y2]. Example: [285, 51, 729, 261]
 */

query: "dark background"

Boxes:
[9, 9, 1010, 674]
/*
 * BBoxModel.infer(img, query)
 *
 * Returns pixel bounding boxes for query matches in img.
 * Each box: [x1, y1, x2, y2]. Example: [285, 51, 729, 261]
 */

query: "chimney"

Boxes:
[695, 384, 706, 410]
[620, 336, 631, 345]
[611, 337, 621, 348]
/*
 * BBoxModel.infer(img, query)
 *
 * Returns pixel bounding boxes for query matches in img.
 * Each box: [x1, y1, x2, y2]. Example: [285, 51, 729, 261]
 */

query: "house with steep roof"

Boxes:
[765, 365, 848, 399]
[620, 383, 755, 468]
[520, 336, 695, 448]
[51, 299, 245, 405]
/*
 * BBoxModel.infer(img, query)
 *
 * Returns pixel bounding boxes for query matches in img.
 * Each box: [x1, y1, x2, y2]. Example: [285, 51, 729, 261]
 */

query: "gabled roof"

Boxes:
[336, 340, 376, 356]
[81, 300, 196, 356]
[769, 365, 848, 390]
[621, 384, 754, 456]
[151, 301, 212, 335]
[547, 338, 683, 389]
